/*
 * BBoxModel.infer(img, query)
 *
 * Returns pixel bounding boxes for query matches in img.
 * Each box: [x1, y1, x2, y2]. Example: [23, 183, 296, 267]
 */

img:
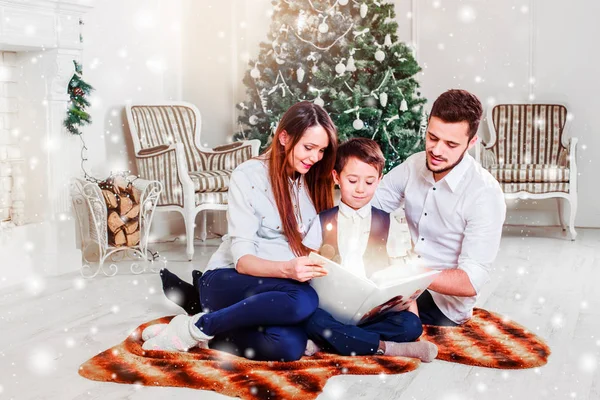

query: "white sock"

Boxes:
[383, 340, 438, 362]
[304, 339, 321, 356]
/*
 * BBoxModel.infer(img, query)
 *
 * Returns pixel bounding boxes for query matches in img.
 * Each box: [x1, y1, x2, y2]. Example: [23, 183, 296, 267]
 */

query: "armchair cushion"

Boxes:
[500, 182, 569, 194]
[189, 170, 233, 193]
[489, 164, 570, 183]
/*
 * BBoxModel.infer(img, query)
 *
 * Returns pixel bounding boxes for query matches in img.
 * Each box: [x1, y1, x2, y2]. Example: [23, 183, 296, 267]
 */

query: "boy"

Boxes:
[302, 138, 438, 362]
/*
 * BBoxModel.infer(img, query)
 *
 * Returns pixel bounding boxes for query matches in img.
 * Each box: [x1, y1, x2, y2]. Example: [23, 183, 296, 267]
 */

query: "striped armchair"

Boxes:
[478, 103, 578, 239]
[126, 102, 260, 260]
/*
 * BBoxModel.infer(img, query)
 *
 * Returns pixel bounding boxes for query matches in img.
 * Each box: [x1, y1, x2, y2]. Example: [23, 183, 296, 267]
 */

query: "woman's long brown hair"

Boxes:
[266, 101, 337, 257]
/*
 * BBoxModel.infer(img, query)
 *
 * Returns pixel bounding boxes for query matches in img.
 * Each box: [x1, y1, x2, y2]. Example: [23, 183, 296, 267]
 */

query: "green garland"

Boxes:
[64, 60, 94, 135]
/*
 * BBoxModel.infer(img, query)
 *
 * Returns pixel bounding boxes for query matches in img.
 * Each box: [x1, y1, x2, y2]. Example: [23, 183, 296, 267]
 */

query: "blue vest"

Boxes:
[318, 206, 390, 278]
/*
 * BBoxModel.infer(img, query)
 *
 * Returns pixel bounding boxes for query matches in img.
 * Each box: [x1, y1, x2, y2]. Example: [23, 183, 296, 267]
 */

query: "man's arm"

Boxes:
[372, 158, 411, 212]
[429, 186, 506, 297]
[428, 269, 476, 297]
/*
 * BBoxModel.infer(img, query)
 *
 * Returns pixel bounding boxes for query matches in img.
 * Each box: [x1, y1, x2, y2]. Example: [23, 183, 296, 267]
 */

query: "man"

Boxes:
[373, 89, 506, 326]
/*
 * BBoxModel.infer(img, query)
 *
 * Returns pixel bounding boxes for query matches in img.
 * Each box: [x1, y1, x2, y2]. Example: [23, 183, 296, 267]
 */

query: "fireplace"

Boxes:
[0, 0, 94, 288]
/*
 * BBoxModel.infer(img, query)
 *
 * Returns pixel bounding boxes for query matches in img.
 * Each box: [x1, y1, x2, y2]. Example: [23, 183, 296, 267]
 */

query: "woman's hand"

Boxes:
[284, 256, 328, 282]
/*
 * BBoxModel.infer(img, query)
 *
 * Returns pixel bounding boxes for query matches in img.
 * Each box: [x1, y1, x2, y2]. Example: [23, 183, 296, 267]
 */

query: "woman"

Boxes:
[142, 101, 337, 361]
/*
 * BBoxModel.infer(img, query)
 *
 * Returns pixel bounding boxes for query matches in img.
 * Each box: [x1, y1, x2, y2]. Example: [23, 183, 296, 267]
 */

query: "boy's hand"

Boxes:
[285, 256, 328, 282]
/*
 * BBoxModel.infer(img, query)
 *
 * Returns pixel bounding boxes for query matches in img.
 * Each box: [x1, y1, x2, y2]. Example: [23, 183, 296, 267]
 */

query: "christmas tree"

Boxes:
[64, 60, 94, 136]
[235, 0, 427, 172]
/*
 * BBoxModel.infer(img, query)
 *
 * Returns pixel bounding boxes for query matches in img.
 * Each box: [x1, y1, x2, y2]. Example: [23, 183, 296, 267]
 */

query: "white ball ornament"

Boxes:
[318, 22, 329, 33]
[375, 49, 386, 62]
[314, 96, 325, 107]
[250, 67, 261, 79]
[353, 118, 365, 130]
[249, 115, 259, 125]
[379, 92, 388, 107]
[338, 0, 348, 5]
[311, 65, 318, 73]
[297, 67, 305, 83]
[360, 3, 368, 18]
[335, 62, 346, 75]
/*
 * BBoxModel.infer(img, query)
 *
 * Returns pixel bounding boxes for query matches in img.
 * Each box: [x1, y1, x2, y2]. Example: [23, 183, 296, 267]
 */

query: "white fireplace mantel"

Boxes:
[0, 0, 95, 289]
[0, 0, 93, 52]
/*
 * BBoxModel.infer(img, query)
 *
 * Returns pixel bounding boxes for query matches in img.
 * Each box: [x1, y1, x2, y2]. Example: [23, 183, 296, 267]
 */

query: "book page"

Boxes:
[353, 269, 441, 325]
[308, 252, 377, 325]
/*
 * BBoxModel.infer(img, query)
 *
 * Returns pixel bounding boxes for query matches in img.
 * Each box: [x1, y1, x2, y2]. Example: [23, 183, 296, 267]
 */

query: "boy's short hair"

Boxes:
[334, 138, 385, 175]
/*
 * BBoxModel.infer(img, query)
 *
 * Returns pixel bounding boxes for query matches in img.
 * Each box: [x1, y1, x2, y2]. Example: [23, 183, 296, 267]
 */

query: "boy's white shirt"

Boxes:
[303, 201, 411, 279]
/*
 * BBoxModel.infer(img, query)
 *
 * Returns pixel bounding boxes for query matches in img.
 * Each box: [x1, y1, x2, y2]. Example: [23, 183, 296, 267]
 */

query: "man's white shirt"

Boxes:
[372, 151, 506, 324]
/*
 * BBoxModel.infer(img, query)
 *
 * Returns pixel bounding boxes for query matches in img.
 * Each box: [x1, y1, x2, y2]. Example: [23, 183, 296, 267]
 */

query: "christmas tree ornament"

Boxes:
[353, 116, 365, 130]
[400, 99, 408, 111]
[380, 92, 388, 107]
[360, 3, 368, 18]
[249, 115, 259, 125]
[346, 55, 356, 72]
[338, 0, 348, 5]
[311, 65, 318, 73]
[314, 96, 324, 107]
[335, 60, 346, 75]
[384, 34, 392, 47]
[250, 63, 261, 79]
[297, 67, 305, 83]
[375, 49, 386, 62]
[318, 17, 329, 33]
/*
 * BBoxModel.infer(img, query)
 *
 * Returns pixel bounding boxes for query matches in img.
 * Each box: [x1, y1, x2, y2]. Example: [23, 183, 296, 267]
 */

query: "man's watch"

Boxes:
[375, 347, 385, 356]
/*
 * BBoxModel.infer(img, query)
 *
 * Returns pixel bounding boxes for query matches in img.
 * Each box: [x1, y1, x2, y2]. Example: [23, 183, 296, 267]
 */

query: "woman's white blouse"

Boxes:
[205, 158, 318, 271]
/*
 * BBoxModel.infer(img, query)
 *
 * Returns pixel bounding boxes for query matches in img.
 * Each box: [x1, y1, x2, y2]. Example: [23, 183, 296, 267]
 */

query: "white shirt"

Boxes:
[303, 201, 409, 278]
[205, 158, 317, 271]
[372, 151, 506, 324]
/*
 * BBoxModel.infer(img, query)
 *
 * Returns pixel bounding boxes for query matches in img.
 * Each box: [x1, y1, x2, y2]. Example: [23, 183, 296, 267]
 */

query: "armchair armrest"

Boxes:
[200, 139, 260, 171]
[137, 144, 171, 157]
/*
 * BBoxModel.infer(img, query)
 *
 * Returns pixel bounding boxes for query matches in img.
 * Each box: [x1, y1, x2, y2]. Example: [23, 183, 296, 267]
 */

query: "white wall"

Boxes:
[182, 0, 600, 228]
[82, 0, 183, 177]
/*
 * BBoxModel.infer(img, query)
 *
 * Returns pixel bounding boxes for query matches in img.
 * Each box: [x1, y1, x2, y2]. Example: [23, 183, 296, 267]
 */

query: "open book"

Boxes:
[308, 252, 441, 325]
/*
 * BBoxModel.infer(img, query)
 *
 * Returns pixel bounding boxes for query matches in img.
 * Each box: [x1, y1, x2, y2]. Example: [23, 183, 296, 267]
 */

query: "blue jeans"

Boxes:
[303, 307, 424, 356]
[194, 269, 318, 361]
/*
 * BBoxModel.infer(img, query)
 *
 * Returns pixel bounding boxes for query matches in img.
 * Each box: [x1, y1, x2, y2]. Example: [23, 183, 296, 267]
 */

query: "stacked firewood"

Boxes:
[99, 176, 142, 247]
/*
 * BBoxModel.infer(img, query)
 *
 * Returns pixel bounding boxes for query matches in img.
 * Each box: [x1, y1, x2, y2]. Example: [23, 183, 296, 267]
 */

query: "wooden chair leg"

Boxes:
[556, 197, 566, 231]
[185, 209, 196, 261]
[567, 194, 578, 241]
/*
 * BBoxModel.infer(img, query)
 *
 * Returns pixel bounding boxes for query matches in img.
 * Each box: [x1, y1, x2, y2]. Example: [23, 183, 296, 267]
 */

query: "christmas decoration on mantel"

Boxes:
[236, 0, 427, 172]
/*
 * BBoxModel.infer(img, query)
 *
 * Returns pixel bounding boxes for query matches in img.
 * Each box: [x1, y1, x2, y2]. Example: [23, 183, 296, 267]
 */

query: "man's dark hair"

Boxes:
[334, 138, 385, 175]
[430, 89, 483, 140]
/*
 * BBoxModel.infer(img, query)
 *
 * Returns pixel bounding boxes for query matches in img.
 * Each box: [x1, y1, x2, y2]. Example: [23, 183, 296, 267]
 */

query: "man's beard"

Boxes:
[426, 147, 468, 175]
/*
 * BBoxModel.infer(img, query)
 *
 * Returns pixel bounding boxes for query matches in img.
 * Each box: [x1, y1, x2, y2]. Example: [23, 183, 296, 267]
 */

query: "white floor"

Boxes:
[1, 226, 599, 400]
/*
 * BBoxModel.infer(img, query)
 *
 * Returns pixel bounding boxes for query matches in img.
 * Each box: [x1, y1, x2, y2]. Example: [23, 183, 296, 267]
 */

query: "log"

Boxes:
[118, 195, 134, 216]
[124, 219, 139, 235]
[113, 230, 126, 246]
[107, 211, 125, 233]
[130, 186, 142, 204]
[125, 204, 140, 220]
[102, 190, 118, 209]
[126, 230, 140, 247]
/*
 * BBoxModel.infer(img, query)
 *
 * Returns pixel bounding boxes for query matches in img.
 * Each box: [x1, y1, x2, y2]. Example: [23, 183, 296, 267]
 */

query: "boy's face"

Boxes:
[333, 157, 382, 210]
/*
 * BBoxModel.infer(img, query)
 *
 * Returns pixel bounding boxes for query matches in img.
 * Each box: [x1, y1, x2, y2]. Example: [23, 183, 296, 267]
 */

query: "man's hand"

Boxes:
[283, 256, 328, 282]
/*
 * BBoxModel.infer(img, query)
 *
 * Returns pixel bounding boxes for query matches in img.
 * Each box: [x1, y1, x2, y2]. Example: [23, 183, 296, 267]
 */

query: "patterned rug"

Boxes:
[79, 309, 550, 399]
